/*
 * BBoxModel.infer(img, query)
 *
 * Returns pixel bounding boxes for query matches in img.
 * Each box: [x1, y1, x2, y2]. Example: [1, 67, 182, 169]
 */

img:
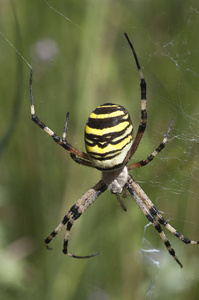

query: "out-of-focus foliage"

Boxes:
[0, 1, 199, 299]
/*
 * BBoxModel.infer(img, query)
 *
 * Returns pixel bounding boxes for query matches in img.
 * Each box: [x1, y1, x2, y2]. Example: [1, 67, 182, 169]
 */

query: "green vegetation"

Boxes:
[0, 1, 199, 299]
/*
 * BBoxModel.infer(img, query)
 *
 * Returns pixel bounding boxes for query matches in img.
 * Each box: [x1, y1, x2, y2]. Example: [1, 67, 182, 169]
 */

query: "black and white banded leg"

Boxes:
[128, 119, 174, 170]
[29, 68, 93, 167]
[126, 177, 183, 267]
[124, 33, 147, 158]
[126, 175, 199, 268]
[45, 180, 107, 258]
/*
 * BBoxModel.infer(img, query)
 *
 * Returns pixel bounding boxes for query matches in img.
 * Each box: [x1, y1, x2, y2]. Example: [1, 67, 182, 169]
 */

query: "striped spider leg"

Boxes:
[29, 68, 93, 168]
[126, 176, 199, 268]
[45, 180, 107, 258]
[124, 33, 147, 159]
[29, 33, 199, 267]
[128, 119, 174, 170]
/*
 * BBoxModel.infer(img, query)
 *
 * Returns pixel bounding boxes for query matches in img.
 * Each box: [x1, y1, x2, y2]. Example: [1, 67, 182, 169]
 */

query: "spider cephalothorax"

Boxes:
[29, 33, 199, 268]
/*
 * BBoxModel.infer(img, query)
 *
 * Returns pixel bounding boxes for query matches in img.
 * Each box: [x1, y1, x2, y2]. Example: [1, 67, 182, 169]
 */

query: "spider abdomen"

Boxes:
[85, 103, 134, 170]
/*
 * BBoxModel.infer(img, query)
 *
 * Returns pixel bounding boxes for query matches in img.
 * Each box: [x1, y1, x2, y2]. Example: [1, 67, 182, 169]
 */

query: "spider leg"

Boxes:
[128, 120, 174, 170]
[126, 176, 183, 268]
[29, 68, 93, 167]
[124, 33, 147, 159]
[45, 179, 107, 258]
[62, 111, 94, 167]
[69, 153, 94, 167]
[149, 205, 199, 245]
[128, 175, 199, 245]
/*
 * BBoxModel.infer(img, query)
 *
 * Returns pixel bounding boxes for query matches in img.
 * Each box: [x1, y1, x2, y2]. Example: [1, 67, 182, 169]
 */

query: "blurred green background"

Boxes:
[0, 0, 199, 299]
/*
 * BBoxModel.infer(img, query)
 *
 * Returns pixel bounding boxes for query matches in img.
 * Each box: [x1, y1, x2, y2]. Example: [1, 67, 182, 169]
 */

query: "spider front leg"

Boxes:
[129, 176, 199, 244]
[127, 175, 199, 267]
[126, 176, 183, 268]
[45, 179, 107, 258]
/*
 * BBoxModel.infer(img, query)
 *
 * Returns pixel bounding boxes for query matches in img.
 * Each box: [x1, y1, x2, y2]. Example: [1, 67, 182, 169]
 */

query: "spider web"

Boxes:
[133, 6, 199, 298]
[1, 1, 199, 300]
[40, 2, 199, 296]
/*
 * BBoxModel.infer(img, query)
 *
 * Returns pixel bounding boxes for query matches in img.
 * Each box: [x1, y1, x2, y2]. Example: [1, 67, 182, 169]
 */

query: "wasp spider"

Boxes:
[29, 33, 199, 268]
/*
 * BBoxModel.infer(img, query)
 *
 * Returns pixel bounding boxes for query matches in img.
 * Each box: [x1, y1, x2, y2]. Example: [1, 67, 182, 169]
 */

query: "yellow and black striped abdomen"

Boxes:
[85, 103, 134, 170]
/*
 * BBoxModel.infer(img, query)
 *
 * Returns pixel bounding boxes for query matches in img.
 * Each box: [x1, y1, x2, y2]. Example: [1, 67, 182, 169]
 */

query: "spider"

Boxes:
[29, 33, 199, 268]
